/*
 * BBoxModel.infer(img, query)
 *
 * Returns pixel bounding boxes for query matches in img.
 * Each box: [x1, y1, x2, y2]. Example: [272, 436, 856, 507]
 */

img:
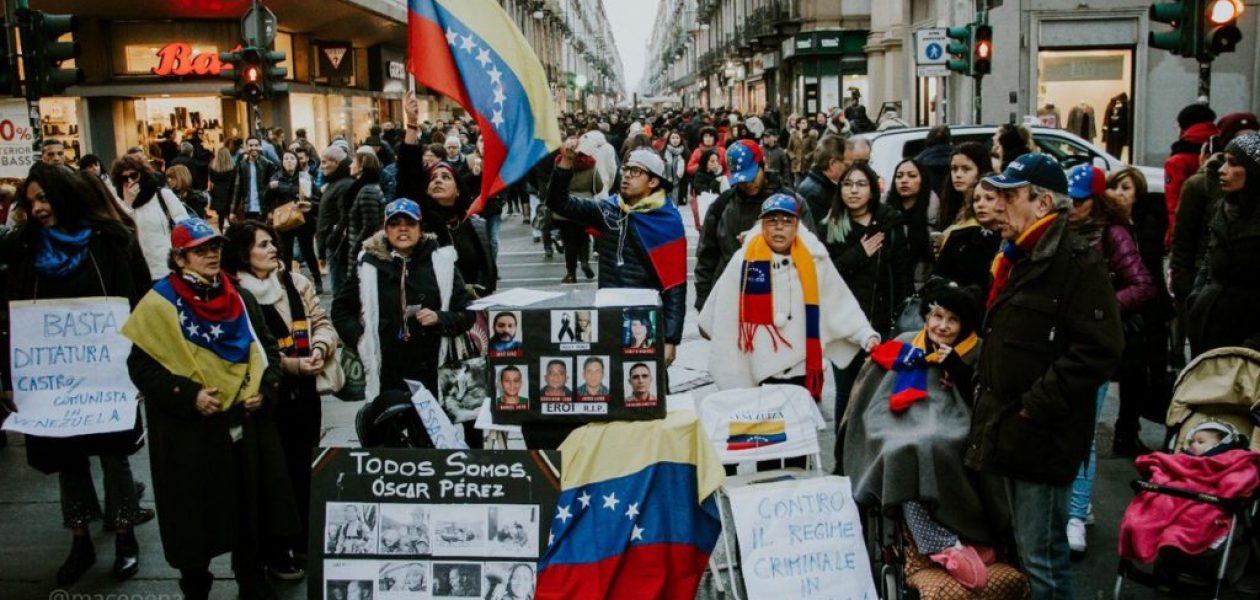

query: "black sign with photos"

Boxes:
[308, 448, 560, 600]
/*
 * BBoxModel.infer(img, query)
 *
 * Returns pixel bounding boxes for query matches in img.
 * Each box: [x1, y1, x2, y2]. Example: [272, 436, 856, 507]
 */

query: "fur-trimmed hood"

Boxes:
[359, 230, 440, 263]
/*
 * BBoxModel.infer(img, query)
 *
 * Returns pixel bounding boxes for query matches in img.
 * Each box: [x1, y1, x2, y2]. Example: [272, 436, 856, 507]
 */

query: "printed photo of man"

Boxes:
[578, 356, 610, 398]
[489, 312, 523, 356]
[496, 365, 528, 410]
[625, 362, 657, 407]
[540, 358, 573, 398]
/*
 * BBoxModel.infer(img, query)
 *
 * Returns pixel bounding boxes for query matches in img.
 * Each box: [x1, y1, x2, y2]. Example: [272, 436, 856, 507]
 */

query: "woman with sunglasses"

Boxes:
[2, 164, 153, 585]
[110, 153, 190, 282]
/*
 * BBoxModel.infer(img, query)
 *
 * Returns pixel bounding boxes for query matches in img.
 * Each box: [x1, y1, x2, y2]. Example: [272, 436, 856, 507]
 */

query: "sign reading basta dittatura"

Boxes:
[309, 448, 560, 600]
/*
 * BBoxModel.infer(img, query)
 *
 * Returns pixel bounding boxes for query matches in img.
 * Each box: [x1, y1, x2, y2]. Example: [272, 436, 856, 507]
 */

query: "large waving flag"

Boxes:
[408, 0, 562, 214]
[121, 276, 268, 408]
[538, 411, 724, 599]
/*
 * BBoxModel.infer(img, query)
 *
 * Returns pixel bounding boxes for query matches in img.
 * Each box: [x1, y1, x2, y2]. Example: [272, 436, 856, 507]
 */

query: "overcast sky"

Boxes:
[604, 0, 660, 93]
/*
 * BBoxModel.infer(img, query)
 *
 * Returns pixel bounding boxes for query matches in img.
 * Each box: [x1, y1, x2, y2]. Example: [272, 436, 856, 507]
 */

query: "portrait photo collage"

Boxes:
[485, 306, 666, 424]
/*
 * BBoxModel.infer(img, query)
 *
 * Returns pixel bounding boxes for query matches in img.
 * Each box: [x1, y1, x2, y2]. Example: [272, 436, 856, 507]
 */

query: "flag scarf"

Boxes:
[614, 190, 688, 291]
[987, 213, 1058, 308]
[738, 234, 824, 398]
[408, 0, 561, 214]
[537, 411, 724, 599]
[869, 330, 979, 413]
[121, 274, 268, 408]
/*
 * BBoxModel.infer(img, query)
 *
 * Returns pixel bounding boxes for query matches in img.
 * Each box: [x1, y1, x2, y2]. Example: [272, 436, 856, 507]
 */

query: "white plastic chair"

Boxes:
[697, 384, 828, 599]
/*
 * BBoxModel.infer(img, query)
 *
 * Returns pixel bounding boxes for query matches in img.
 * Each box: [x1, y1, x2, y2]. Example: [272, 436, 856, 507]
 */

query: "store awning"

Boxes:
[36, 0, 407, 48]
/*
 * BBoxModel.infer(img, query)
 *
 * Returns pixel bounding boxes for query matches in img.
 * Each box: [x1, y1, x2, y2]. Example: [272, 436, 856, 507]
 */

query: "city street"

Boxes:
[5, 207, 1249, 600]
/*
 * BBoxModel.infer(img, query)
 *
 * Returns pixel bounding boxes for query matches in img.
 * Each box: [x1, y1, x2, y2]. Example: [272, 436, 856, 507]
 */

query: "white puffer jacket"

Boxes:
[124, 187, 190, 281]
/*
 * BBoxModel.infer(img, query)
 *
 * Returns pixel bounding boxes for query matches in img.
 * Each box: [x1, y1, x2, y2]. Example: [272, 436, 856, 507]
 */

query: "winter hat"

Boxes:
[745, 117, 766, 139]
[1217, 112, 1259, 145]
[1067, 165, 1107, 201]
[920, 279, 982, 338]
[727, 140, 764, 185]
[1177, 103, 1217, 131]
[1225, 131, 1260, 174]
[1186, 420, 1240, 447]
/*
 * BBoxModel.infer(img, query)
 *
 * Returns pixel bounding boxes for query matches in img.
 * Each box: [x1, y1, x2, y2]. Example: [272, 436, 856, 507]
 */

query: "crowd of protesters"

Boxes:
[0, 94, 1257, 600]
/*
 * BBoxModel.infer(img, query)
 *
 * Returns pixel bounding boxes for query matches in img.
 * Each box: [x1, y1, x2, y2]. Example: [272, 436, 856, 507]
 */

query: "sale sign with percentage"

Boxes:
[0, 99, 36, 178]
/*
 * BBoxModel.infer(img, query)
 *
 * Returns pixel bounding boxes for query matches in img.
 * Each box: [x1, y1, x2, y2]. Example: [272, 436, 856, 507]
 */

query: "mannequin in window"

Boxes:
[1067, 102, 1096, 141]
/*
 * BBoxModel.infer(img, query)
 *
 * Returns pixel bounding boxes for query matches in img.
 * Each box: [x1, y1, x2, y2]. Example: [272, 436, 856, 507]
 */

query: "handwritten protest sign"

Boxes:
[4, 297, 139, 438]
[308, 448, 561, 600]
[727, 476, 876, 600]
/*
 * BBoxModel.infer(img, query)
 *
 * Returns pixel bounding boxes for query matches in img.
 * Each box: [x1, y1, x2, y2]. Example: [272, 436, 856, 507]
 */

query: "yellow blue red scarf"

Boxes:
[870, 330, 979, 413]
[739, 234, 823, 399]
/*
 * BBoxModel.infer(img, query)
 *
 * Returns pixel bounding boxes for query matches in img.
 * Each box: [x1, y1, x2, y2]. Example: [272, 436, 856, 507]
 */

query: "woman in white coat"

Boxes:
[110, 153, 189, 282]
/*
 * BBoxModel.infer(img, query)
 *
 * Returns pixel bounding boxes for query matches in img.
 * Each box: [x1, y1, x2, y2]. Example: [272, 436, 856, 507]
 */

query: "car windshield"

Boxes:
[899, 130, 1097, 163]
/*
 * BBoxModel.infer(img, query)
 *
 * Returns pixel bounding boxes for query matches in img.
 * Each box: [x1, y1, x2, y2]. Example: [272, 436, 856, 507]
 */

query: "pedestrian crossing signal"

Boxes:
[973, 25, 992, 76]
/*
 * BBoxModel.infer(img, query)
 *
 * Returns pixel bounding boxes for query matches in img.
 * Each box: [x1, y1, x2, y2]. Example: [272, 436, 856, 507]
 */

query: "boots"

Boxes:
[114, 529, 139, 579]
[56, 534, 96, 586]
[179, 569, 214, 600]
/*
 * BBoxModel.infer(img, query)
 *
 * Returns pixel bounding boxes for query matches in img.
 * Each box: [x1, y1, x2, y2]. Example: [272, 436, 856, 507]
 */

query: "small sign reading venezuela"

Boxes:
[726, 420, 787, 451]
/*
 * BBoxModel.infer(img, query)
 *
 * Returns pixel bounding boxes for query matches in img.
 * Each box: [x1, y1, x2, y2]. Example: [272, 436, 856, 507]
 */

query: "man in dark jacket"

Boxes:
[231, 137, 276, 220]
[315, 144, 355, 295]
[796, 138, 845, 219]
[965, 154, 1123, 600]
[694, 139, 816, 310]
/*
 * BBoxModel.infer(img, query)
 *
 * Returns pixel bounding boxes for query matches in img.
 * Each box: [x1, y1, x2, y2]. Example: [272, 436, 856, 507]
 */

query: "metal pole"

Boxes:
[12, 0, 43, 154]
[974, 76, 983, 124]
[1198, 61, 1211, 102]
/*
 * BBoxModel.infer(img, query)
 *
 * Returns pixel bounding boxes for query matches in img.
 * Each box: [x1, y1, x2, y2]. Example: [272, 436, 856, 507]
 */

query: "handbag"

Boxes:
[271, 201, 306, 232]
[334, 345, 367, 401]
[892, 295, 924, 337]
[437, 333, 490, 423]
[315, 342, 346, 395]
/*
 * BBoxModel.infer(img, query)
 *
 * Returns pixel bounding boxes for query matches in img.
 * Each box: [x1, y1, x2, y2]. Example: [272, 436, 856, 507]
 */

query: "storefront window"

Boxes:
[1037, 49, 1133, 160]
[40, 98, 84, 165]
[133, 96, 227, 151]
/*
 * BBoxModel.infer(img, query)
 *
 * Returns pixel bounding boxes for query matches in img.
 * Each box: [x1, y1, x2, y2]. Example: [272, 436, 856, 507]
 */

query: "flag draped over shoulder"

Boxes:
[407, 0, 562, 214]
[626, 202, 688, 292]
[537, 411, 724, 599]
[121, 276, 268, 408]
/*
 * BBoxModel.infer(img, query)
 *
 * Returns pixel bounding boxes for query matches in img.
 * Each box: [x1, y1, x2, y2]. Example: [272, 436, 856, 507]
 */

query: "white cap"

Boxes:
[745, 116, 765, 138]
[577, 130, 607, 157]
[624, 149, 671, 191]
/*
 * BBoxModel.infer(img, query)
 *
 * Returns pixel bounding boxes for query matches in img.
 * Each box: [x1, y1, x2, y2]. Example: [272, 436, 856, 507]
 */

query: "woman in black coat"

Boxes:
[1188, 132, 1260, 355]
[270, 150, 323, 293]
[2, 164, 152, 584]
[124, 218, 297, 600]
[208, 146, 237, 232]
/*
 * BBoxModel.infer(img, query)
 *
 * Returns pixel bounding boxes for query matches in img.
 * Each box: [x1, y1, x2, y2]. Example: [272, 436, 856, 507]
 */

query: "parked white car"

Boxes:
[861, 126, 1165, 199]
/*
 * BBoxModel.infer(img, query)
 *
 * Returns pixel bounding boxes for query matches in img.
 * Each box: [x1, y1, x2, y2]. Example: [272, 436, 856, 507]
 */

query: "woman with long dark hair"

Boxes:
[111, 153, 191, 281]
[884, 158, 939, 286]
[208, 146, 237, 232]
[937, 142, 993, 233]
[2, 164, 153, 585]
[223, 220, 338, 579]
[271, 150, 323, 293]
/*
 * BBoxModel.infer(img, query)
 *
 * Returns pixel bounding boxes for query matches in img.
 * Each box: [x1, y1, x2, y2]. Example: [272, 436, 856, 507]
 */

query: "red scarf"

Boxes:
[987, 213, 1058, 308]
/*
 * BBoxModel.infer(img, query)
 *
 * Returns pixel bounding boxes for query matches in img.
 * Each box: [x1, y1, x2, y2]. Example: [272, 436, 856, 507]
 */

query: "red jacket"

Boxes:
[685, 144, 727, 176]
[1164, 122, 1219, 248]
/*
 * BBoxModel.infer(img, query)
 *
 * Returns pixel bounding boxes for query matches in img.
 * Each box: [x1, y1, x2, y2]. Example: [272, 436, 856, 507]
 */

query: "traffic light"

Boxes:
[946, 25, 973, 75]
[263, 49, 288, 96]
[17, 10, 84, 96]
[0, 35, 15, 96]
[972, 25, 992, 76]
[239, 47, 264, 103]
[1203, 0, 1243, 58]
[1149, 0, 1194, 56]
[219, 48, 243, 99]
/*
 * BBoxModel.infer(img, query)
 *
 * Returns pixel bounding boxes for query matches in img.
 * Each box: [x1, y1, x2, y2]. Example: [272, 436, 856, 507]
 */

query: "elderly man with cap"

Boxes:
[332, 198, 475, 405]
[695, 139, 817, 310]
[700, 193, 877, 398]
[964, 153, 1123, 600]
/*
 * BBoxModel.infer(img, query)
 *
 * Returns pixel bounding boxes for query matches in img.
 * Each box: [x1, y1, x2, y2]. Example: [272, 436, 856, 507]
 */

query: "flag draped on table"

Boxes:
[537, 411, 725, 599]
[121, 275, 268, 408]
[407, 0, 562, 214]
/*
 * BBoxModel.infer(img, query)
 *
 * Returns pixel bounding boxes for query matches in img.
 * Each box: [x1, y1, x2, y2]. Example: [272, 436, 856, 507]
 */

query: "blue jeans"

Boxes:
[485, 212, 501, 261]
[328, 252, 347, 297]
[1006, 478, 1074, 600]
[1069, 384, 1108, 520]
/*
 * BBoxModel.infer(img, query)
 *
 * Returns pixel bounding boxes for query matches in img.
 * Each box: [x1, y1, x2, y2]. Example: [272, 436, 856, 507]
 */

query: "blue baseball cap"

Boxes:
[384, 198, 422, 223]
[983, 153, 1069, 195]
[170, 218, 225, 250]
[759, 193, 800, 218]
[726, 139, 763, 185]
[1067, 165, 1107, 201]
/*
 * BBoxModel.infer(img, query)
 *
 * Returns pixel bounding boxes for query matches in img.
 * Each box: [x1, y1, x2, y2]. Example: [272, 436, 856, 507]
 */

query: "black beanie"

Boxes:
[920, 280, 982, 339]
[1177, 103, 1217, 131]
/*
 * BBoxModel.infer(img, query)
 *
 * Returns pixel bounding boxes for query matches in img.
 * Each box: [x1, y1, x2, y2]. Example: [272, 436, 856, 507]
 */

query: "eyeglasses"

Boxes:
[760, 215, 797, 227]
[621, 166, 648, 179]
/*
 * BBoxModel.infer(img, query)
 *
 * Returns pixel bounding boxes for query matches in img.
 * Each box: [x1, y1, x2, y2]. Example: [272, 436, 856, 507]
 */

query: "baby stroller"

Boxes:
[1114, 346, 1260, 599]
[356, 389, 435, 449]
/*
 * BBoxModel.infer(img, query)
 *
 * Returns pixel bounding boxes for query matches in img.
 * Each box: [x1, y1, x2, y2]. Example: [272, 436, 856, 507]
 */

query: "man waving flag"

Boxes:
[408, 0, 562, 214]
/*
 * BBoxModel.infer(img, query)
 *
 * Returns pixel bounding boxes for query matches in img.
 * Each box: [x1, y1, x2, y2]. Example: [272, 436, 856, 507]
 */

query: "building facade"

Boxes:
[36, 0, 620, 165]
[866, 0, 1259, 165]
[642, 0, 873, 118]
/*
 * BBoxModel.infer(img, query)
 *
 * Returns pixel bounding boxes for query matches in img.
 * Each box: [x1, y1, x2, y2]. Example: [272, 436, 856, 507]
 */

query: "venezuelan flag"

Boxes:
[121, 278, 267, 408]
[624, 200, 688, 291]
[408, 0, 562, 213]
[538, 411, 724, 599]
[726, 420, 788, 451]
